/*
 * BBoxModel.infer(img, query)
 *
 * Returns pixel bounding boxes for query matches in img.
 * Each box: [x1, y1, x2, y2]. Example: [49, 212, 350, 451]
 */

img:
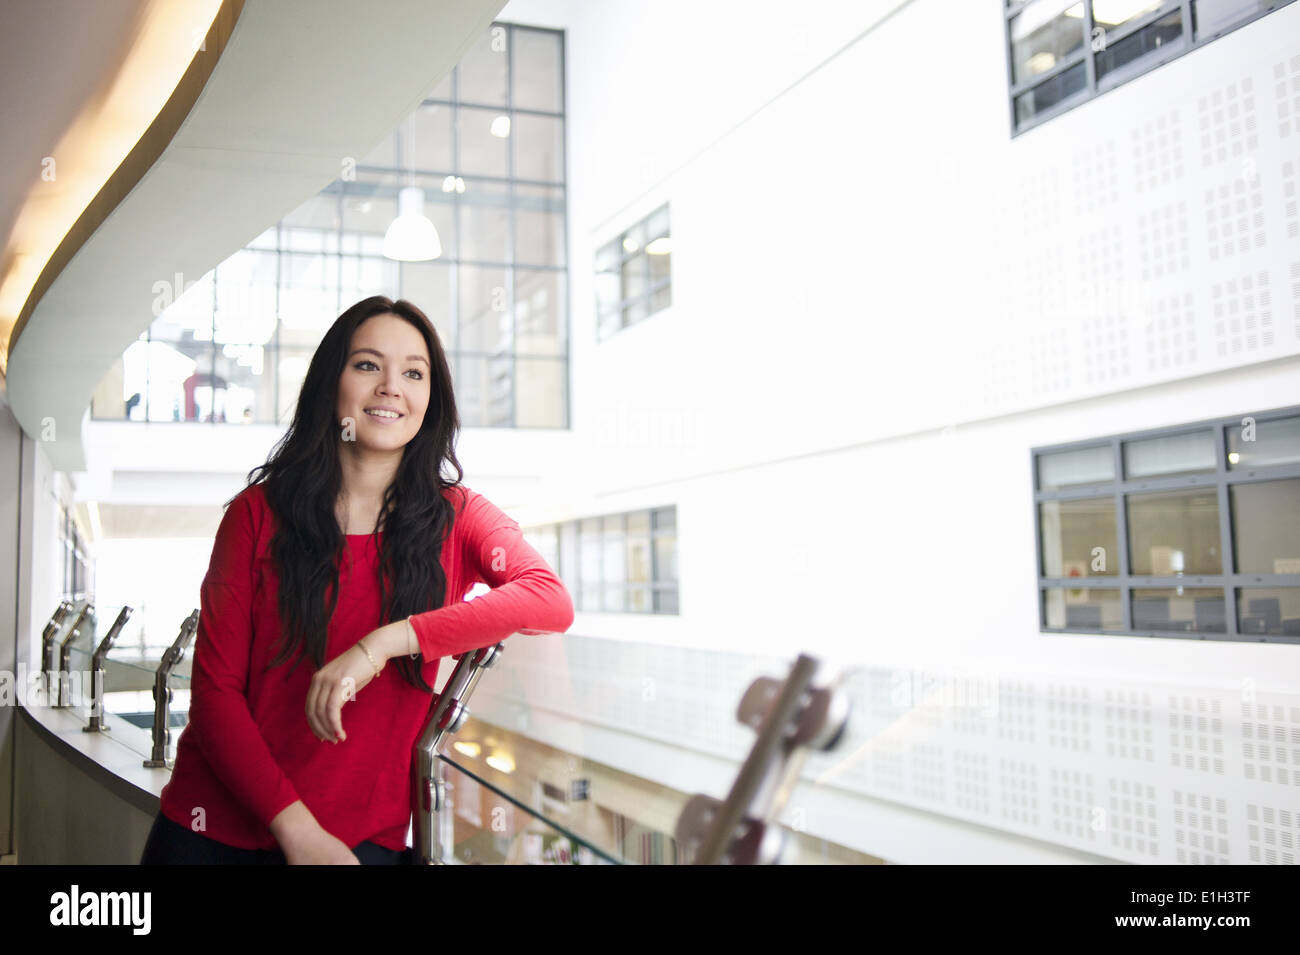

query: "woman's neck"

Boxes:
[337, 446, 401, 532]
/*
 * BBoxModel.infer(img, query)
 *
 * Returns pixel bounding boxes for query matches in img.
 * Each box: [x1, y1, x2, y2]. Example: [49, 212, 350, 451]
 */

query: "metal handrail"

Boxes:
[40, 601, 74, 701]
[674, 653, 852, 864]
[409, 643, 505, 864]
[83, 606, 134, 733]
[54, 602, 95, 708]
[143, 609, 199, 769]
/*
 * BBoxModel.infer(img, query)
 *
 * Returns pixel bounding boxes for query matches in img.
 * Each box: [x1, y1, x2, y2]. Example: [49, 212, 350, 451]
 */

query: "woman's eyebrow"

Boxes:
[350, 347, 429, 365]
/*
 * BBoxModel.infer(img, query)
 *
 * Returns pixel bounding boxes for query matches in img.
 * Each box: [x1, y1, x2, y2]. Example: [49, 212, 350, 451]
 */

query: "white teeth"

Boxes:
[366, 409, 400, 418]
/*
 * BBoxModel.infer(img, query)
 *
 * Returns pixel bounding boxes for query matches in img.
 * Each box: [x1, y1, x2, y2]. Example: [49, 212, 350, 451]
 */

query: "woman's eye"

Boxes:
[354, 360, 422, 380]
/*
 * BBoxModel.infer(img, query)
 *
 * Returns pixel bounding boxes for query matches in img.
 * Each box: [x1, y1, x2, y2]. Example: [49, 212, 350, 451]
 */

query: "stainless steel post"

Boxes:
[410, 643, 504, 864]
[83, 606, 134, 733]
[143, 609, 199, 769]
[55, 603, 95, 708]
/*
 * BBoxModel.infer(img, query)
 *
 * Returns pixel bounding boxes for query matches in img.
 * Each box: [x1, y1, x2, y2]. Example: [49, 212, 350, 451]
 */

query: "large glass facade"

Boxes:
[90, 22, 567, 429]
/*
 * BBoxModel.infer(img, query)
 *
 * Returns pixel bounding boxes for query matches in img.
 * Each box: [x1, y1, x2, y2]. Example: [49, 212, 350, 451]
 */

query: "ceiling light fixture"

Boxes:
[383, 111, 441, 261]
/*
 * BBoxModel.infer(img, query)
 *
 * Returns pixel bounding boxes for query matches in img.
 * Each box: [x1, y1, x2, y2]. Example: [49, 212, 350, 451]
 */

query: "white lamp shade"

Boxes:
[383, 186, 442, 261]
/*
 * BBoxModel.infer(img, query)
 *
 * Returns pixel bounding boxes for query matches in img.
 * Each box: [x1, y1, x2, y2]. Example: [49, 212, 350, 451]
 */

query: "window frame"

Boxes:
[93, 21, 571, 431]
[529, 504, 679, 614]
[1004, 0, 1297, 137]
[1032, 403, 1300, 643]
[594, 203, 672, 341]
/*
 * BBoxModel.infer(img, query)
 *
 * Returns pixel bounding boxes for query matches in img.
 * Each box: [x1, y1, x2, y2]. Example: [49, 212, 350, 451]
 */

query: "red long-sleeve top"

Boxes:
[157, 480, 574, 852]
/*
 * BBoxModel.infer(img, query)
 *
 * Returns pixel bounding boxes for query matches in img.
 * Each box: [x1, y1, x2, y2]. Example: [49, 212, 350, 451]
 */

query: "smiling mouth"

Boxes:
[364, 409, 403, 419]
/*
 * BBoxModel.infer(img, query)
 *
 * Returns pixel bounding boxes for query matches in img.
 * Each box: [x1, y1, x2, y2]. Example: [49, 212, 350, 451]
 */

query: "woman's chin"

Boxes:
[351, 432, 412, 453]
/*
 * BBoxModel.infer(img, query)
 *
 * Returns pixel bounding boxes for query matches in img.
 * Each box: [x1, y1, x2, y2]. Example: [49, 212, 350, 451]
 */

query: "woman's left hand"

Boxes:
[306, 633, 387, 743]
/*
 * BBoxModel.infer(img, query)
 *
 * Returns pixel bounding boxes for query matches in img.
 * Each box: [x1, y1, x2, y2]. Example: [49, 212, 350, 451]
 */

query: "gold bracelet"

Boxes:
[355, 637, 382, 678]
[405, 618, 419, 659]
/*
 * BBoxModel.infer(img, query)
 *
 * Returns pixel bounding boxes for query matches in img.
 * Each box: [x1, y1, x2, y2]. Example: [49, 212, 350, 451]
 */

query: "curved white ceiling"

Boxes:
[7, 0, 505, 472]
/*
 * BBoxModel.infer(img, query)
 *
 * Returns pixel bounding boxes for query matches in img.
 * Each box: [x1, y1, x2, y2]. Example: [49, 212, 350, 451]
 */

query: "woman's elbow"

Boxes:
[521, 575, 574, 634]
[554, 585, 575, 632]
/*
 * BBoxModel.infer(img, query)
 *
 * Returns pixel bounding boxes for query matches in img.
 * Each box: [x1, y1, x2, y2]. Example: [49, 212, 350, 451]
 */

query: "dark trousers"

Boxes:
[139, 810, 415, 865]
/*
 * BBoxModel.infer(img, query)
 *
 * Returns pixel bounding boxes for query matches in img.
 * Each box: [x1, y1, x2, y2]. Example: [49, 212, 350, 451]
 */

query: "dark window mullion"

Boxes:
[1083, 0, 1099, 93]
[1113, 435, 1133, 632]
[1214, 421, 1239, 638]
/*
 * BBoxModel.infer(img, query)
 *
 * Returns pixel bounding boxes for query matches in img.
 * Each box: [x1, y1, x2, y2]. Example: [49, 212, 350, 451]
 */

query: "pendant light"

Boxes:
[383, 111, 442, 261]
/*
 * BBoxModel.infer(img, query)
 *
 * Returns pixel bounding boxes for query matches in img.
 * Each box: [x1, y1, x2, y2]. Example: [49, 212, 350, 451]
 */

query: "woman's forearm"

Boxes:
[269, 800, 319, 846]
[369, 618, 419, 661]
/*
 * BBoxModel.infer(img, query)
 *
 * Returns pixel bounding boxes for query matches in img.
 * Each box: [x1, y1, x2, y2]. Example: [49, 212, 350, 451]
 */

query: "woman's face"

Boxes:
[336, 312, 432, 453]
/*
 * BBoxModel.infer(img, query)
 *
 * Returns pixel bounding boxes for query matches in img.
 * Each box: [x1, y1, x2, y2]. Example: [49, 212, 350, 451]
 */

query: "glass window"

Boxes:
[1236, 588, 1300, 637]
[602, 515, 626, 612]
[1090, 0, 1164, 30]
[399, 261, 454, 344]
[214, 250, 277, 346]
[457, 25, 508, 106]
[452, 354, 510, 427]
[1127, 488, 1221, 575]
[596, 204, 671, 341]
[459, 180, 511, 264]
[1123, 429, 1216, 479]
[1043, 586, 1124, 629]
[512, 28, 562, 113]
[515, 186, 565, 267]
[513, 269, 566, 356]
[531, 507, 677, 615]
[1040, 497, 1119, 577]
[1007, 1, 1294, 133]
[409, 103, 454, 173]
[1193, 0, 1272, 36]
[457, 106, 510, 178]
[1015, 60, 1087, 124]
[524, 525, 559, 574]
[513, 113, 564, 183]
[1226, 415, 1300, 469]
[112, 20, 568, 431]
[458, 265, 511, 353]
[1036, 444, 1114, 490]
[653, 507, 677, 587]
[578, 518, 601, 612]
[279, 252, 340, 346]
[1095, 9, 1184, 83]
[627, 512, 652, 612]
[559, 521, 578, 595]
[1231, 480, 1300, 574]
[1009, 0, 1086, 85]
[276, 348, 312, 424]
[1036, 406, 1300, 641]
[1131, 588, 1226, 633]
[514, 357, 566, 428]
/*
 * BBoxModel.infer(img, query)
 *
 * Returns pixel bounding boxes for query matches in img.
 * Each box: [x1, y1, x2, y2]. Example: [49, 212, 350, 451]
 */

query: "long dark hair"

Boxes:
[235, 295, 464, 693]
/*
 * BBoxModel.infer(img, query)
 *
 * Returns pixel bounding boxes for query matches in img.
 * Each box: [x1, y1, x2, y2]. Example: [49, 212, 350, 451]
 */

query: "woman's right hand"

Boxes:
[280, 824, 361, 865]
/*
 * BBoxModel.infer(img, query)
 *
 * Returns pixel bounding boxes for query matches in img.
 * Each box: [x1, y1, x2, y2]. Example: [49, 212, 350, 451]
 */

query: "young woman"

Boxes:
[139, 296, 574, 865]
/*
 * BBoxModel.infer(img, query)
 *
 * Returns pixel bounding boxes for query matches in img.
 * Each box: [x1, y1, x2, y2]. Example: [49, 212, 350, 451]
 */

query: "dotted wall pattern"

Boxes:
[987, 35, 1300, 418]
[1274, 54, 1300, 138]
[1198, 77, 1258, 167]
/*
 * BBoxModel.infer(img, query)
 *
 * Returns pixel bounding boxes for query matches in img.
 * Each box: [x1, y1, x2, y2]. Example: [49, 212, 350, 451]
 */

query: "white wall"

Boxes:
[495, 0, 1300, 679]
[476, 0, 1300, 861]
